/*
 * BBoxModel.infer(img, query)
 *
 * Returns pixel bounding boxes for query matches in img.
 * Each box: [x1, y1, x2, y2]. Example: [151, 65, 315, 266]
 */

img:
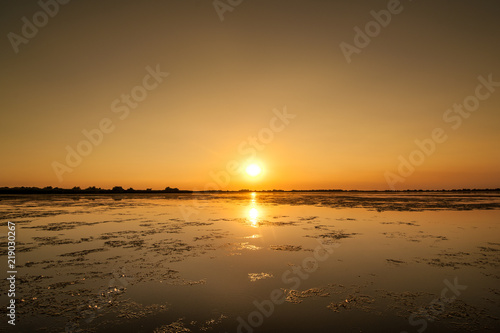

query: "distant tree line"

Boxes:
[0, 187, 498, 194]
[0, 186, 189, 194]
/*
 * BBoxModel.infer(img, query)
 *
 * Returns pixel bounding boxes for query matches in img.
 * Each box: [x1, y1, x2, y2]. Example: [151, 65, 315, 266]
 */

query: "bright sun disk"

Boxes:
[246, 164, 262, 177]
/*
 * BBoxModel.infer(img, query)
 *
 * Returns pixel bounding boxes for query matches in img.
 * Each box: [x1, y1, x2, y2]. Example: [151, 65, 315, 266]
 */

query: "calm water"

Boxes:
[0, 192, 499, 332]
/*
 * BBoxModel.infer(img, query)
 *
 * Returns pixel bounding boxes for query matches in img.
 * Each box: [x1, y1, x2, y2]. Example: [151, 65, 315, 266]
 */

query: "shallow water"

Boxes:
[0, 192, 499, 332]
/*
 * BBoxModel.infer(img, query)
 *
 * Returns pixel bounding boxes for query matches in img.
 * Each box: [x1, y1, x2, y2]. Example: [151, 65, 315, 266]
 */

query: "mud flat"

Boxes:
[0, 192, 499, 332]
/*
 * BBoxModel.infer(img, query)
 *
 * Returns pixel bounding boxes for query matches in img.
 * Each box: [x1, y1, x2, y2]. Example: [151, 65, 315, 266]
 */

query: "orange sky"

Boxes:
[1, 0, 499, 190]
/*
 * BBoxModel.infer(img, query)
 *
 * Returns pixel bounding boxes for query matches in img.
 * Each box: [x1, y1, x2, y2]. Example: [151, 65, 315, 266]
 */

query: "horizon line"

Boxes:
[1, 186, 500, 194]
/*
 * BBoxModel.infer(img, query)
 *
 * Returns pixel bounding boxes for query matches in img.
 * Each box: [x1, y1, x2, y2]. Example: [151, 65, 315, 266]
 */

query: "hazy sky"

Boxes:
[1, 0, 499, 190]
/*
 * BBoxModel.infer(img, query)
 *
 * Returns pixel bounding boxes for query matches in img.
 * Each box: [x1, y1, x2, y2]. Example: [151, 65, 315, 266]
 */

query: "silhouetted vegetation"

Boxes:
[0, 186, 188, 194]
[0, 186, 498, 195]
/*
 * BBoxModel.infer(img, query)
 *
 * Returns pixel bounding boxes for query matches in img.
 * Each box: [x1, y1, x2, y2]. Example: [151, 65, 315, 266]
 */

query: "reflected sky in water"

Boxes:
[0, 193, 499, 332]
[247, 192, 260, 228]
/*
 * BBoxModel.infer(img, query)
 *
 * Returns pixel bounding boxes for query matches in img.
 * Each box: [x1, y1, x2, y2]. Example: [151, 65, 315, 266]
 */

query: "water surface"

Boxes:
[0, 192, 499, 332]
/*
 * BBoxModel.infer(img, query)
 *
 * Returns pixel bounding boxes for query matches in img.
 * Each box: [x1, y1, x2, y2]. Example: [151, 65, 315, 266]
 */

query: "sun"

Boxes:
[246, 164, 262, 177]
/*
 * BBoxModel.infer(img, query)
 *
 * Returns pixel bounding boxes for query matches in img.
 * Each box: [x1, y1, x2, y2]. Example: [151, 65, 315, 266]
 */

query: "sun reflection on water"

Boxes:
[248, 207, 259, 227]
[247, 192, 260, 227]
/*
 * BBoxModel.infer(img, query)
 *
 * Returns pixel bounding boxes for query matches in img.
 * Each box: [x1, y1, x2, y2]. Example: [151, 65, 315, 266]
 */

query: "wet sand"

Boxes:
[0, 192, 499, 332]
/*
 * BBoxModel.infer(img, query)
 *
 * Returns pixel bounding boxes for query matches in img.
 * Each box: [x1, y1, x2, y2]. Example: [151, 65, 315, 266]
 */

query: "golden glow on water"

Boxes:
[244, 234, 261, 239]
[247, 192, 260, 227]
[3, 194, 500, 332]
[248, 207, 259, 227]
